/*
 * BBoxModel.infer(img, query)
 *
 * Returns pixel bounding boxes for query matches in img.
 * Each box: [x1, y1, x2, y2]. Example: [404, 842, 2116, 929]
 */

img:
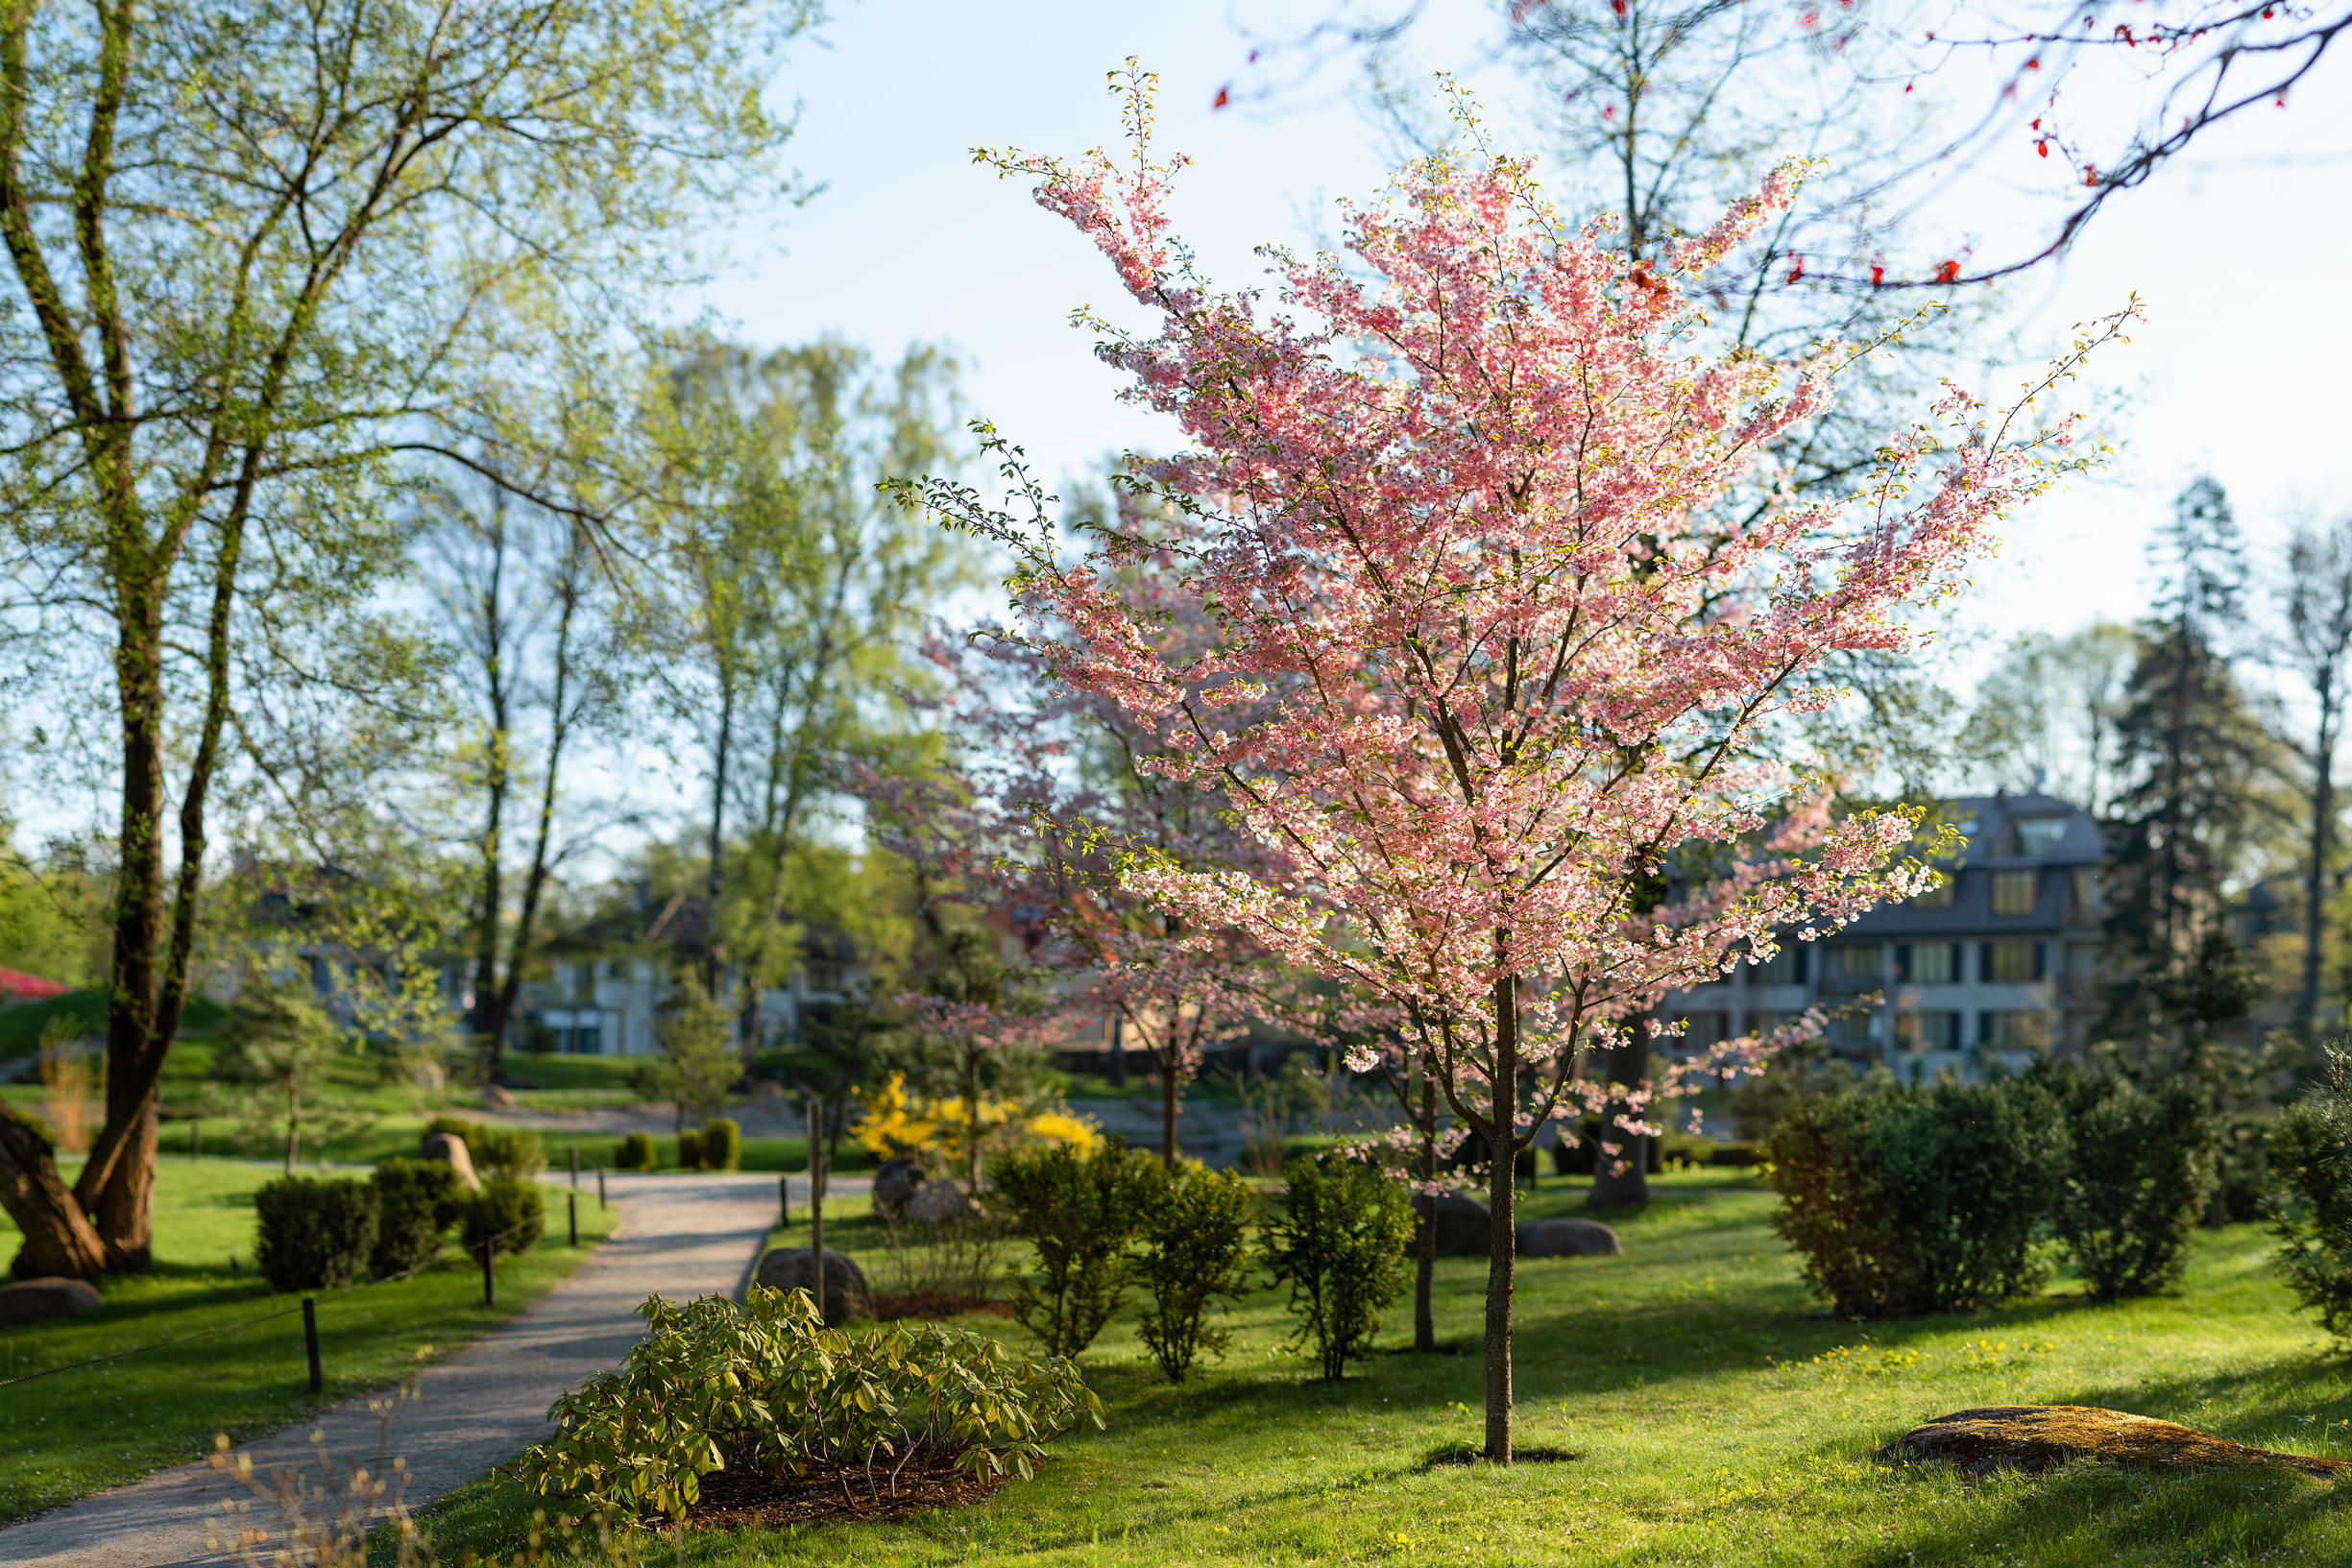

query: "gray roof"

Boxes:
[1842, 791, 2100, 940]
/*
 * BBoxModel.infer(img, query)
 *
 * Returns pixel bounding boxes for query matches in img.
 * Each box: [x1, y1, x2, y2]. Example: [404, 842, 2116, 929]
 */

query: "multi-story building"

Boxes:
[1663, 790, 2107, 1077]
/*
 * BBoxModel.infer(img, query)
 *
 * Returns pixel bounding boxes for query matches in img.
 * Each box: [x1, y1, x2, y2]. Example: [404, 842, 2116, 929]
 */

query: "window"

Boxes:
[1674, 1012, 1726, 1049]
[570, 1020, 603, 1055]
[1910, 874, 1956, 908]
[1827, 1012, 1878, 1053]
[1991, 870, 2038, 917]
[1900, 943, 1957, 984]
[1898, 1010, 1962, 1051]
[1823, 942, 1881, 981]
[1756, 944, 1808, 985]
[1982, 940, 2040, 984]
[2072, 868, 2098, 919]
[2013, 817, 2068, 857]
[1980, 1011, 2049, 1051]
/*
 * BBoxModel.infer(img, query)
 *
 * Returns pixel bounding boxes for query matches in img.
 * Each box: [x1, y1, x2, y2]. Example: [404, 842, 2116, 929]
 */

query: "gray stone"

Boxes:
[1515, 1218, 1622, 1257]
[871, 1156, 924, 1221]
[906, 1177, 975, 1226]
[421, 1132, 482, 1191]
[0, 1276, 100, 1323]
[484, 1084, 519, 1111]
[753, 1245, 873, 1325]
[1430, 1193, 1491, 1255]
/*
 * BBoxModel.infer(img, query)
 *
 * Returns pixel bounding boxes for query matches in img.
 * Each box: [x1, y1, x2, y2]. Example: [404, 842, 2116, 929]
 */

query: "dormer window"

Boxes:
[2013, 817, 2067, 857]
[1991, 870, 2038, 917]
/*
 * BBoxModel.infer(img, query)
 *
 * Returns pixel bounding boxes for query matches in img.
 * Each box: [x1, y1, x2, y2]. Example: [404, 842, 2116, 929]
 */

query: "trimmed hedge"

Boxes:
[255, 1176, 377, 1291]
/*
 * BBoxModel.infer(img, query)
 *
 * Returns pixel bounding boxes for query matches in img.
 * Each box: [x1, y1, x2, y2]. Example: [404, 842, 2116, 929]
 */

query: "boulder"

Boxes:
[485, 1084, 519, 1111]
[906, 1178, 975, 1226]
[1429, 1193, 1491, 1255]
[1877, 1405, 2352, 1480]
[0, 1276, 101, 1323]
[421, 1132, 482, 1191]
[753, 1246, 873, 1326]
[1515, 1218, 1622, 1257]
[871, 1156, 924, 1221]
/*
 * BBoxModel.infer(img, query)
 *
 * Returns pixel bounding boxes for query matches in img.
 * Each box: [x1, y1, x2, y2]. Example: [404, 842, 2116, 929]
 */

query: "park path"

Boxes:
[0, 1170, 851, 1568]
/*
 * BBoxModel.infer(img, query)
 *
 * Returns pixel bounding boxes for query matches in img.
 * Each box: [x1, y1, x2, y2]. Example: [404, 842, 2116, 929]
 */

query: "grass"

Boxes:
[0, 1157, 616, 1528]
[0, 987, 227, 1060]
[410, 1169, 2352, 1568]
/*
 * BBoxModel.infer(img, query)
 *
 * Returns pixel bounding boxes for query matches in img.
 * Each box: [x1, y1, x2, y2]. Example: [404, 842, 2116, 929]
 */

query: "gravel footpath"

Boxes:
[0, 1170, 840, 1568]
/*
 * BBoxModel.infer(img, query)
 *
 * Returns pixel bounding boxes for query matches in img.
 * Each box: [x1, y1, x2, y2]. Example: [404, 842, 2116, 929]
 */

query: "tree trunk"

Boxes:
[0, 1107, 108, 1277]
[1414, 1070, 1436, 1354]
[807, 1096, 825, 1321]
[1160, 1051, 1178, 1169]
[2301, 681, 2336, 1025]
[1585, 1029, 1651, 1211]
[284, 1078, 300, 1175]
[1483, 972, 1519, 1463]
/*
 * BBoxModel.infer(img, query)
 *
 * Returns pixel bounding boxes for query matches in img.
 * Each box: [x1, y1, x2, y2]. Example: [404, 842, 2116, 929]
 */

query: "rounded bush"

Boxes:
[424, 1115, 544, 1177]
[369, 1157, 464, 1279]
[462, 1173, 546, 1258]
[699, 1117, 741, 1170]
[613, 1131, 658, 1171]
[255, 1176, 377, 1292]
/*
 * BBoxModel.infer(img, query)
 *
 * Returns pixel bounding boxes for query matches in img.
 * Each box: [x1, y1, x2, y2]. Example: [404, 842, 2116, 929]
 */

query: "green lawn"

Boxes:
[411, 1170, 2352, 1567]
[0, 1158, 615, 1527]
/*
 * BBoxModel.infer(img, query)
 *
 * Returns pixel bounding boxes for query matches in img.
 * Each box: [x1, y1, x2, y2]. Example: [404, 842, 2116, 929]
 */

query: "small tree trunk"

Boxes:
[1483, 972, 1518, 1464]
[1161, 1054, 1179, 1170]
[1413, 1070, 1436, 1353]
[0, 1108, 108, 1277]
[1585, 1029, 1650, 1211]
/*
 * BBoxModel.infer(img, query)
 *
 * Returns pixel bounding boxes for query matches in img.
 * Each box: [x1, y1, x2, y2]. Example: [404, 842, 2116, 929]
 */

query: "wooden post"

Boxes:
[778, 1173, 789, 1229]
[302, 1297, 322, 1392]
[569, 1145, 580, 1188]
[597, 1167, 608, 1210]
[807, 1096, 825, 1323]
[569, 1192, 579, 1247]
[480, 1242, 496, 1308]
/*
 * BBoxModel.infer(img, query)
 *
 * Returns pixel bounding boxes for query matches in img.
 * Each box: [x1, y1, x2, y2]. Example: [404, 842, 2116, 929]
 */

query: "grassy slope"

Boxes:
[416, 1170, 2352, 1568]
[0, 1159, 616, 1527]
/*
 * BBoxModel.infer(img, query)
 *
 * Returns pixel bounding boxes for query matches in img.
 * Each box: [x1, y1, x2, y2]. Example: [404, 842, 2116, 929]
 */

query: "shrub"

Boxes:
[517, 1287, 1102, 1521]
[254, 1176, 377, 1292]
[993, 1141, 1157, 1357]
[1134, 1162, 1255, 1382]
[699, 1117, 741, 1170]
[1765, 1076, 2066, 1318]
[613, 1130, 657, 1170]
[461, 1173, 546, 1259]
[424, 1114, 545, 1177]
[1261, 1154, 1415, 1380]
[2032, 1060, 2213, 1301]
[676, 1127, 705, 1170]
[2269, 1064, 2352, 1340]
[369, 1157, 464, 1279]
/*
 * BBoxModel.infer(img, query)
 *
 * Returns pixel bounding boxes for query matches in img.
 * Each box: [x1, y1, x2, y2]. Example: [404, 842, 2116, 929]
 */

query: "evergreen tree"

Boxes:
[2104, 478, 2280, 1025]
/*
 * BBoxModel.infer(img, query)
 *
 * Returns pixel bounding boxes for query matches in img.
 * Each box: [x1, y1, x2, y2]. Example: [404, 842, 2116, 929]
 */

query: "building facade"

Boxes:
[1664, 791, 2106, 1077]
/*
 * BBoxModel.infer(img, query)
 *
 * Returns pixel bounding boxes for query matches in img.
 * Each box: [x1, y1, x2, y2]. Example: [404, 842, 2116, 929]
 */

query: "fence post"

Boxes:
[569, 1192, 578, 1247]
[569, 1145, 580, 1188]
[480, 1241, 496, 1309]
[302, 1297, 322, 1393]
[778, 1173, 788, 1229]
[596, 1167, 607, 1211]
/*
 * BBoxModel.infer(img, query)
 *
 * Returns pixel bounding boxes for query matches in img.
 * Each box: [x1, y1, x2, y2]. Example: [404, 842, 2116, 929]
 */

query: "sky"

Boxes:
[699, 0, 2352, 680]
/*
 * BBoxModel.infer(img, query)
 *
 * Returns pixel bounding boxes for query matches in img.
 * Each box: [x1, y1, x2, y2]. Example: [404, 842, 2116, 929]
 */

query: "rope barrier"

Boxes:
[0, 1207, 557, 1391]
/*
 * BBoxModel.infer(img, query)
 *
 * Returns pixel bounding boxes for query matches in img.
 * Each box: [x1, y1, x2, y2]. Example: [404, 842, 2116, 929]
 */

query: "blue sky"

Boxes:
[701, 0, 2352, 664]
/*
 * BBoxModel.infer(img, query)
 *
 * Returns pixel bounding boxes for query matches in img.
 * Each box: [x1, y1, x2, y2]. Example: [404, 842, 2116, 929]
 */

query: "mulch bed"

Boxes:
[686, 1458, 1009, 1528]
[868, 1291, 1014, 1321]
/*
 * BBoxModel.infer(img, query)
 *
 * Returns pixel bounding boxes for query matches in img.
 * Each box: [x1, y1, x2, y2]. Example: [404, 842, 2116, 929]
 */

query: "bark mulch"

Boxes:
[868, 1291, 1014, 1322]
[685, 1458, 1010, 1529]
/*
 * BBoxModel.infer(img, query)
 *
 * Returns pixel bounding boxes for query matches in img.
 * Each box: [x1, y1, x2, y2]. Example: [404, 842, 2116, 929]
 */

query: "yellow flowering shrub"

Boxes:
[854, 1073, 1103, 1169]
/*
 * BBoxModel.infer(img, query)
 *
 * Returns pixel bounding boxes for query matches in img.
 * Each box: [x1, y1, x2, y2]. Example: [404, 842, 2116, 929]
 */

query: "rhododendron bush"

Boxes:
[901, 70, 2129, 1460]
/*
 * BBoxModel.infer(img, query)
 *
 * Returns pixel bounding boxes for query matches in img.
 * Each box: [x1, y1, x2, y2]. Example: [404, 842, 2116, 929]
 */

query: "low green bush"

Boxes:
[460, 1173, 546, 1258]
[424, 1114, 545, 1177]
[1261, 1154, 1415, 1380]
[516, 1287, 1102, 1521]
[1765, 1076, 2066, 1317]
[613, 1130, 658, 1170]
[2031, 1059, 2213, 1301]
[1135, 1161, 1255, 1383]
[676, 1127, 705, 1170]
[2269, 1064, 2352, 1340]
[254, 1176, 377, 1291]
[368, 1157, 465, 1279]
[699, 1117, 741, 1170]
[993, 1141, 1157, 1357]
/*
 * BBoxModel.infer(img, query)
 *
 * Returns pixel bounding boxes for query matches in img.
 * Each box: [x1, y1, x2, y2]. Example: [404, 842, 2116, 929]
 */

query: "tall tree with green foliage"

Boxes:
[2104, 479, 2279, 1015]
[0, 0, 810, 1273]
[2274, 515, 2352, 1027]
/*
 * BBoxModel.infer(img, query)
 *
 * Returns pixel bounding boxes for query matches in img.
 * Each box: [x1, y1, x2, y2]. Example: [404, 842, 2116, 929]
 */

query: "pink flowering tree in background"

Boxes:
[900, 69, 2132, 1459]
